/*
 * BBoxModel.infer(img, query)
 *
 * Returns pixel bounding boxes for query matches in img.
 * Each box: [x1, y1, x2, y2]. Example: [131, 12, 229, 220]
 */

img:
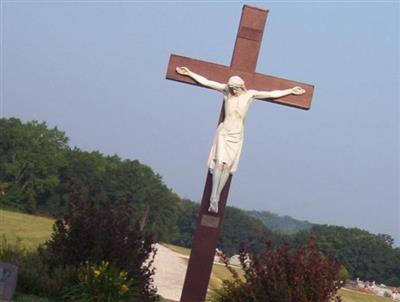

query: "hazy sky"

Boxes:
[2, 1, 399, 244]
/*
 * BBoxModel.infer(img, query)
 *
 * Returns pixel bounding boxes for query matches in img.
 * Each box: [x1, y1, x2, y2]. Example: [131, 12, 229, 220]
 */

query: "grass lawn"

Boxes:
[0, 209, 54, 249]
[338, 288, 392, 302]
[209, 262, 244, 291]
[161, 243, 191, 256]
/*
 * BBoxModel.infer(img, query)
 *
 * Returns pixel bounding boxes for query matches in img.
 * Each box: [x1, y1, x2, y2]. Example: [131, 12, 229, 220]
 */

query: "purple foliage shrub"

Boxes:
[212, 240, 343, 302]
[42, 195, 157, 301]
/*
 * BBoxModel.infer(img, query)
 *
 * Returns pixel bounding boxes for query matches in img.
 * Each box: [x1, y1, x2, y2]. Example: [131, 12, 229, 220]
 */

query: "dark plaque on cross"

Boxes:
[166, 5, 314, 302]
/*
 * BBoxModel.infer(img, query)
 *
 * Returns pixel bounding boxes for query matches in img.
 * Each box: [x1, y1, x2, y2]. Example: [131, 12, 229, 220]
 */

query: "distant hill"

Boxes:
[246, 210, 313, 235]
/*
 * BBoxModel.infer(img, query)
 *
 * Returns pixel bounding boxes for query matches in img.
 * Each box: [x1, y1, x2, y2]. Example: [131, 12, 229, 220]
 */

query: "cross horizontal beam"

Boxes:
[166, 54, 314, 110]
[165, 6, 315, 302]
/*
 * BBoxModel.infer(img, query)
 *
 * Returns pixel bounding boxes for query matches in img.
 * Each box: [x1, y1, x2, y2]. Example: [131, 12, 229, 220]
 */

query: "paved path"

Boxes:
[153, 244, 187, 301]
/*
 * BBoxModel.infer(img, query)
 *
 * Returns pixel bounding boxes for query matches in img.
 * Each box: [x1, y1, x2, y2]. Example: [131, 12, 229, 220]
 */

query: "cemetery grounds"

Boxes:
[0, 209, 393, 302]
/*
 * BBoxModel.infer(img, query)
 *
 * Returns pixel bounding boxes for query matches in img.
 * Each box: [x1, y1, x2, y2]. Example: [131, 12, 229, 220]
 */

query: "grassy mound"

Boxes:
[338, 288, 392, 302]
[0, 209, 54, 249]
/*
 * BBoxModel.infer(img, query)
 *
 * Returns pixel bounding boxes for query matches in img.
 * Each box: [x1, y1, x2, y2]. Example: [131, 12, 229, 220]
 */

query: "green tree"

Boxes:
[0, 118, 68, 212]
[292, 225, 400, 286]
[219, 207, 285, 256]
[173, 199, 198, 248]
[56, 149, 181, 242]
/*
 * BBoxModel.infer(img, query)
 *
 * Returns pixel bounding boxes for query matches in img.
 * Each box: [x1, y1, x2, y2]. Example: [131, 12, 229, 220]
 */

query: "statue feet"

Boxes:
[208, 196, 219, 213]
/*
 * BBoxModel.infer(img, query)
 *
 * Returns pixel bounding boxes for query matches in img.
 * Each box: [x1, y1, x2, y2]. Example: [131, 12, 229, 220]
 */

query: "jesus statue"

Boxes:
[176, 66, 306, 213]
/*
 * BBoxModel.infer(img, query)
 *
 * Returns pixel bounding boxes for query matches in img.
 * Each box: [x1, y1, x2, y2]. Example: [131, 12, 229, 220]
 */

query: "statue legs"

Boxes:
[209, 163, 231, 213]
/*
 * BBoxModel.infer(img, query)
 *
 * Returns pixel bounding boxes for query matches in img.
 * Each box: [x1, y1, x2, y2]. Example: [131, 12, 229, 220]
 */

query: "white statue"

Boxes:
[176, 67, 305, 213]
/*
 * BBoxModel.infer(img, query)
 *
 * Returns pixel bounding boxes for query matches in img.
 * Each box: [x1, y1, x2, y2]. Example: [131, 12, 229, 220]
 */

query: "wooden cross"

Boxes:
[166, 5, 314, 302]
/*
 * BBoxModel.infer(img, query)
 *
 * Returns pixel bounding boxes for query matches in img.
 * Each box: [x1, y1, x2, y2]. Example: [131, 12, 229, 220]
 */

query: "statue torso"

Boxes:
[222, 90, 253, 132]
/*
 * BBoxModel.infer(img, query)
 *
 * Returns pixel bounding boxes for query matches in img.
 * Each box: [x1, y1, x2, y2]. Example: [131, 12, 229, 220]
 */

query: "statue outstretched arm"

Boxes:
[250, 87, 305, 99]
[176, 67, 226, 92]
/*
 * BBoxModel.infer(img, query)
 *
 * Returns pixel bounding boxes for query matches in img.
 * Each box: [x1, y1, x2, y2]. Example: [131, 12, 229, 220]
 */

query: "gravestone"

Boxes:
[0, 262, 18, 301]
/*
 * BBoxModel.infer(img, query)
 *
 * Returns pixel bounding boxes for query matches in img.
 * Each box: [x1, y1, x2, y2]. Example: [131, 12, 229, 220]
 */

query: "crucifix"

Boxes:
[166, 5, 314, 302]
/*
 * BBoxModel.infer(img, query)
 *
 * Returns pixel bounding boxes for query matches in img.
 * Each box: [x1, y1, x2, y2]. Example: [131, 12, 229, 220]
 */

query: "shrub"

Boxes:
[210, 240, 343, 302]
[339, 265, 349, 281]
[64, 261, 141, 301]
[0, 236, 77, 298]
[43, 194, 157, 301]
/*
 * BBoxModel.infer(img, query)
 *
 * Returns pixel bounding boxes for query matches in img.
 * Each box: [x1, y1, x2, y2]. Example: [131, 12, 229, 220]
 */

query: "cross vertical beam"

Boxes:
[180, 7, 269, 302]
[166, 5, 314, 302]
[231, 6, 268, 72]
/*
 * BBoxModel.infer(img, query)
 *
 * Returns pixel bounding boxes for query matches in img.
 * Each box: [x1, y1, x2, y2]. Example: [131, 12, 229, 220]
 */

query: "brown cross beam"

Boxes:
[166, 5, 314, 302]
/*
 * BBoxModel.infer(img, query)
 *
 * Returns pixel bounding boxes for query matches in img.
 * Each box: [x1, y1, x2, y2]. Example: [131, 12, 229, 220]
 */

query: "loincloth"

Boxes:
[207, 122, 244, 174]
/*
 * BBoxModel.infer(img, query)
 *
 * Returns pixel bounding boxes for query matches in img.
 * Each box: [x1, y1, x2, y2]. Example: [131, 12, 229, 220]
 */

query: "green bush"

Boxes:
[64, 261, 141, 301]
[0, 236, 77, 298]
[43, 194, 158, 301]
[339, 265, 349, 281]
[12, 294, 57, 302]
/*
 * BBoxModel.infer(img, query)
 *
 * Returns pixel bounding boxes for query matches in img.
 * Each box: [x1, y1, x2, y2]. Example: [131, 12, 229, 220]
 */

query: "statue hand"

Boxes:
[176, 66, 190, 76]
[292, 86, 305, 95]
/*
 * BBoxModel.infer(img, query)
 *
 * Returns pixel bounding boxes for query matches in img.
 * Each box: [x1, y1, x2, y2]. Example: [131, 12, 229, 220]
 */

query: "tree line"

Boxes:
[0, 117, 399, 286]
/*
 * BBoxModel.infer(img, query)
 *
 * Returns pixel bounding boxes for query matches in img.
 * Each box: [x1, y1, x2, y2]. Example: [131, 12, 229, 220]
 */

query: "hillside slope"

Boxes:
[247, 210, 313, 234]
[0, 209, 53, 248]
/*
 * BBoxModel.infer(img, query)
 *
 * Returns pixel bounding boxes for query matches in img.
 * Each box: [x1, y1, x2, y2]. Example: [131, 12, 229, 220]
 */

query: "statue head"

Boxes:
[227, 76, 246, 95]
